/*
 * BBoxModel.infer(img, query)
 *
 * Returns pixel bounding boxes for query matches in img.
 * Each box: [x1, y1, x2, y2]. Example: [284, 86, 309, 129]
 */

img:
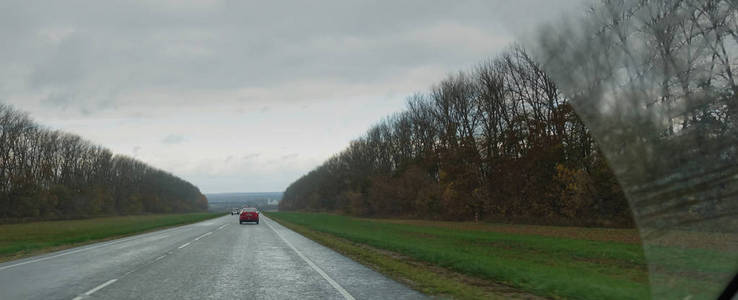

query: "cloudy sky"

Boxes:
[0, 0, 584, 193]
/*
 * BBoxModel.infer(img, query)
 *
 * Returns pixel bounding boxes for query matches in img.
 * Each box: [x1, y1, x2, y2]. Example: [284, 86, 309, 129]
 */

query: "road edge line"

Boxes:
[264, 217, 356, 300]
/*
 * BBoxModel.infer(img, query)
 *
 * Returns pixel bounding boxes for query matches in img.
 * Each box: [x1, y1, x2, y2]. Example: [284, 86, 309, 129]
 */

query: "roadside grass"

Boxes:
[0, 212, 223, 262]
[267, 212, 732, 300]
[267, 214, 516, 299]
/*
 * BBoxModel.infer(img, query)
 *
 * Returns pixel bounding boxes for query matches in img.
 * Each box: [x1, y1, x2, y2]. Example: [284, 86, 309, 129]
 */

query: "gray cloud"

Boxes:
[0, 0, 584, 114]
[40, 92, 73, 109]
[161, 134, 185, 144]
[281, 153, 299, 160]
[242, 153, 261, 160]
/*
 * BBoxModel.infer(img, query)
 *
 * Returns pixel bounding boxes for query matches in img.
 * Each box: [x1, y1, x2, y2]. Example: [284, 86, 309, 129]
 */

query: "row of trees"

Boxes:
[0, 104, 207, 221]
[281, 46, 632, 226]
[283, 0, 738, 230]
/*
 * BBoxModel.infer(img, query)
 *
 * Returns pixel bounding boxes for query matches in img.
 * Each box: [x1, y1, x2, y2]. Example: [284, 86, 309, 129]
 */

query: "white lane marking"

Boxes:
[154, 255, 167, 262]
[194, 232, 212, 241]
[264, 218, 355, 300]
[217, 224, 228, 230]
[72, 278, 118, 299]
[178, 242, 191, 249]
[0, 217, 209, 271]
[85, 279, 117, 295]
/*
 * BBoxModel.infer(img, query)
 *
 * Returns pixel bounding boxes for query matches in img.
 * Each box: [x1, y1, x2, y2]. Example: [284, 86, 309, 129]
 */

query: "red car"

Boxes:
[239, 208, 259, 224]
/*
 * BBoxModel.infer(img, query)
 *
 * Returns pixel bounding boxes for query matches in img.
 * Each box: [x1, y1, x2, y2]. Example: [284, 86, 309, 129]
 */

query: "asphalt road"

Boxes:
[0, 215, 425, 300]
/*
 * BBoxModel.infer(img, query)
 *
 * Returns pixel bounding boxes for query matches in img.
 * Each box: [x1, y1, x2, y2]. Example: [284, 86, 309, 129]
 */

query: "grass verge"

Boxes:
[267, 212, 731, 299]
[0, 212, 223, 263]
[267, 213, 529, 299]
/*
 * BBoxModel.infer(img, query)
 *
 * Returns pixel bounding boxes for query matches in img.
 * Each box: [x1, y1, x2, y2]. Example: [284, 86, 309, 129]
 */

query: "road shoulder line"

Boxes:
[264, 217, 356, 300]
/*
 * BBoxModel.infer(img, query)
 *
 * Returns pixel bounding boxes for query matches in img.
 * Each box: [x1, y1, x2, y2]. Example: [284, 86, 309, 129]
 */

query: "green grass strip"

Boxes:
[0, 212, 223, 262]
[268, 212, 651, 300]
[267, 213, 517, 299]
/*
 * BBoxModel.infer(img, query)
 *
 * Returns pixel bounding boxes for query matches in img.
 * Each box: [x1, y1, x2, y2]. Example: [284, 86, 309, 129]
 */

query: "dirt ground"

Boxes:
[373, 218, 643, 244]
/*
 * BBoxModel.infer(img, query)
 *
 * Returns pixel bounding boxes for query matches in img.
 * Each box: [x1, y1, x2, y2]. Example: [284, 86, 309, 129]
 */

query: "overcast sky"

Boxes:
[0, 0, 585, 193]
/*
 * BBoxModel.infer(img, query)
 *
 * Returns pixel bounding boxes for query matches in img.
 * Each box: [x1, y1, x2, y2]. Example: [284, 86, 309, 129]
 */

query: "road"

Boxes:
[0, 215, 425, 300]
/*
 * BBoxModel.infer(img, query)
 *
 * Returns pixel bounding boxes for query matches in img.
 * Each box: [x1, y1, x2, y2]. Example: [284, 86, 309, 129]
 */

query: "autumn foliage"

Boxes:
[281, 47, 633, 227]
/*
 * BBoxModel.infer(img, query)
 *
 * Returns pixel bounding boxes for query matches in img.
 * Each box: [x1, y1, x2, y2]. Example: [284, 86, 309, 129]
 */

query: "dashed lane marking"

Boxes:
[194, 232, 212, 241]
[72, 279, 117, 300]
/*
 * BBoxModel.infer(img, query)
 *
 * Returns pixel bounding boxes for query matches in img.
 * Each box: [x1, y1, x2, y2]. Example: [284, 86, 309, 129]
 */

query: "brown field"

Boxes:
[369, 218, 643, 244]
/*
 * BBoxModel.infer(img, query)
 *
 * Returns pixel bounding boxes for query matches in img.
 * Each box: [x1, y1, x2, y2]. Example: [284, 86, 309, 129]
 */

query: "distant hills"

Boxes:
[206, 192, 283, 203]
[205, 192, 283, 212]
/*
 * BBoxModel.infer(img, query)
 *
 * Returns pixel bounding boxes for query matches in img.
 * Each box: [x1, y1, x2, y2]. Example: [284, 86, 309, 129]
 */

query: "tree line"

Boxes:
[0, 104, 207, 221]
[280, 46, 632, 226]
[281, 0, 738, 229]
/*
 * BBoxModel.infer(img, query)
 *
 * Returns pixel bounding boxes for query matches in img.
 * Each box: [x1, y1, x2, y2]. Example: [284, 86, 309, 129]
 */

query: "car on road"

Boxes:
[231, 209, 239, 215]
[239, 207, 259, 224]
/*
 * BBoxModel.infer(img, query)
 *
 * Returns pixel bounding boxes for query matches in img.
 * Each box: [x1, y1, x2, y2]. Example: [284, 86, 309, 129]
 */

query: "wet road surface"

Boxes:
[0, 215, 425, 299]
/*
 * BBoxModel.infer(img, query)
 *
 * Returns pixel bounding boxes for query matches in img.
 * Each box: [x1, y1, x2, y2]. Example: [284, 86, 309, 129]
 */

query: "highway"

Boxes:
[0, 215, 425, 299]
